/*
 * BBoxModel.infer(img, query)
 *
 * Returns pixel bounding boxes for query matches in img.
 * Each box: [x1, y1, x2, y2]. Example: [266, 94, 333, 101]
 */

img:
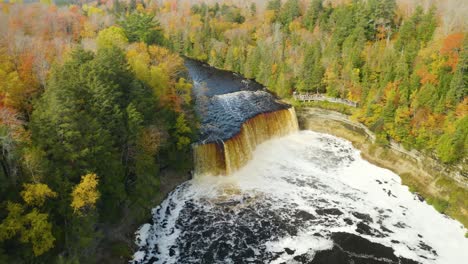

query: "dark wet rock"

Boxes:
[165, 196, 310, 263]
[310, 245, 350, 264]
[400, 257, 421, 264]
[352, 212, 373, 222]
[261, 220, 271, 227]
[308, 232, 422, 264]
[316, 208, 343, 216]
[133, 184, 430, 264]
[202, 229, 214, 238]
[418, 241, 437, 255]
[147, 256, 158, 263]
[310, 238, 419, 264]
[165, 206, 171, 216]
[415, 193, 425, 202]
[394, 221, 408, 228]
[356, 222, 386, 237]
[343, 218, 353, 225]
[310, 239, 417, 264]
[293, 253, 313, 262]
[332, 232, 397, 261]
[131, 141, 435, 264]
[217, 242, 231, 260]
[294, 210, 316, 221]
[202, 250, 215, 263]
[377, 213, 390, 225]
[380, 225, 393, 233]
[169, 247, 176, 257]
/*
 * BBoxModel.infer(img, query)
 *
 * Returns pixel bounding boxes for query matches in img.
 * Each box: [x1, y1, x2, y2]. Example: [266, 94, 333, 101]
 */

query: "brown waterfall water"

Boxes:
[194, 108, 299, 176]
[184, 59, 299, 177]
[133, 59, 468, 264]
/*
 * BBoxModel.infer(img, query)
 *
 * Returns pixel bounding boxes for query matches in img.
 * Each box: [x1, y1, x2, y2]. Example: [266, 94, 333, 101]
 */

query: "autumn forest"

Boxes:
[0, 0, 467, 263]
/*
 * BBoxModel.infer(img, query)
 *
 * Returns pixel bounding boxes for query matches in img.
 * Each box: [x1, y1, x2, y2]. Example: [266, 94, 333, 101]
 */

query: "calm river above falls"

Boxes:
[131, 61, 468, 264]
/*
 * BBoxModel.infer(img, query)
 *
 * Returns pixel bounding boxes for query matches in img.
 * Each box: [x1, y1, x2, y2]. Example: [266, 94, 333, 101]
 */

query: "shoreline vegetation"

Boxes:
[180, 51, 468, 232]
[295, 105, 468, 232]
[0, 3, 198, 263]
[0, 0, 466, 263]
[180, 49, 468, 232]
[181, 57, 468, 229]
[165, 0, 468, 229]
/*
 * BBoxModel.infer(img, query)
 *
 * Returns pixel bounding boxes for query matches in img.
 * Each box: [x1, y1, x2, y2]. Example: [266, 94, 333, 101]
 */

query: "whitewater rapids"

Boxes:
[132, 131, 468, 264]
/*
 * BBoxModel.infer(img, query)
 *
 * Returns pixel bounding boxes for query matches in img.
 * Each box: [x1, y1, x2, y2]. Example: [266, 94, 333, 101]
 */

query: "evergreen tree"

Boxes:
[446, 37, 468, 106]
[300, 42, 324, 93]
[266, 0, 282, 13]
[279, 0, 301, 26]
[303, 0, 323, 31]
[30, 46, 157, 258]
[250, 3, 257, 16]
[119, 12, 164, 45]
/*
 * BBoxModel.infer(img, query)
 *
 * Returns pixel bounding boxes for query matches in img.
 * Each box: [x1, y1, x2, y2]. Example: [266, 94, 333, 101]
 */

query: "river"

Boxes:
[131, 61, 468, 264]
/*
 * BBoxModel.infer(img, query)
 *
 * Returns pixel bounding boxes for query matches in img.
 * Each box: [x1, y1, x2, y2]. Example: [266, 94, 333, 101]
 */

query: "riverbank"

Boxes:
[297, 106, 468, 231]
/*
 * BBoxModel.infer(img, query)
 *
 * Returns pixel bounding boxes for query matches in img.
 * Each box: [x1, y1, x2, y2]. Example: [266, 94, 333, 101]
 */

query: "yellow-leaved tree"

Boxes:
[0, 202, 24, 242]
[20, 209, 55, 256]
[71, 173, 100, 215]
[0, 183, 57, 256]
[20, 183, 57, 207]
[96, 26, 128, 50]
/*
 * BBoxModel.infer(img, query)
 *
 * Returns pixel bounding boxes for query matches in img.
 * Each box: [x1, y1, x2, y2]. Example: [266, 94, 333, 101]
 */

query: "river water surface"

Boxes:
[132, 60, 467, 263]
[184, 59, 291, 144]
[133, 131, 468, 264]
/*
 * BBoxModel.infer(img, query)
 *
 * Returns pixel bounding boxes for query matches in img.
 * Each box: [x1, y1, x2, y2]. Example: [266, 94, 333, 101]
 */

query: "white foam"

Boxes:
[266, 234, 333, 264]
[133, 130, 468, 263]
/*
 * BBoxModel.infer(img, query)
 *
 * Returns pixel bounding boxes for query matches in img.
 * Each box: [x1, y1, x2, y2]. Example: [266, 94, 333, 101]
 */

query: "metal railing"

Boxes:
[293, 93, 358, 107]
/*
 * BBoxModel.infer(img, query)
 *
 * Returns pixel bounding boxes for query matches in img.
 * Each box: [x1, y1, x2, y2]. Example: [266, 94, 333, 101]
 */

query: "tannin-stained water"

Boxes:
[184, 59, 297, 176]
[132, 131, 468, 264]
[193, 107, 299, 176]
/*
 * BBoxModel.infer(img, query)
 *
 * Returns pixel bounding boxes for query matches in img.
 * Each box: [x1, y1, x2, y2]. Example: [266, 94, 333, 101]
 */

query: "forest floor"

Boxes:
[297, 106, 468, 232]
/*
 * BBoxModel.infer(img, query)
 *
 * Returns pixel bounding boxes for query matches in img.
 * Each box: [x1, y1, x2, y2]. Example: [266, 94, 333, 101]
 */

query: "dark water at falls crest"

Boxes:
[132, 60, 468, 264]
[193, 107, 298, 176]
[184, 59, 298, 176]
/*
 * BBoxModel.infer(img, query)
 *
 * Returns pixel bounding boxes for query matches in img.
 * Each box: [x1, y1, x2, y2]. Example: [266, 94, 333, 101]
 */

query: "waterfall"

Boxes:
[193, 107, 299, 177]
[134, 130, 468, 264]
[134, 59, 468, 264]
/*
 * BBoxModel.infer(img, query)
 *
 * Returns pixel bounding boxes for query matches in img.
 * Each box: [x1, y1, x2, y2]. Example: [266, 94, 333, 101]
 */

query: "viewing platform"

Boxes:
[293, 92, 359, 107]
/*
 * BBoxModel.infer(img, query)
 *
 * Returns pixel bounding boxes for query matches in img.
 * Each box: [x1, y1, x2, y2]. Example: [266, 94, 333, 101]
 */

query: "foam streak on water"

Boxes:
[133, 131, 468, 264]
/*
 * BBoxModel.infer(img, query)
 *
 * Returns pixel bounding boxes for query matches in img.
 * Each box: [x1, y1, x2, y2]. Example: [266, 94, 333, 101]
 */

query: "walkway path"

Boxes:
[293, 93, 358, 107]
